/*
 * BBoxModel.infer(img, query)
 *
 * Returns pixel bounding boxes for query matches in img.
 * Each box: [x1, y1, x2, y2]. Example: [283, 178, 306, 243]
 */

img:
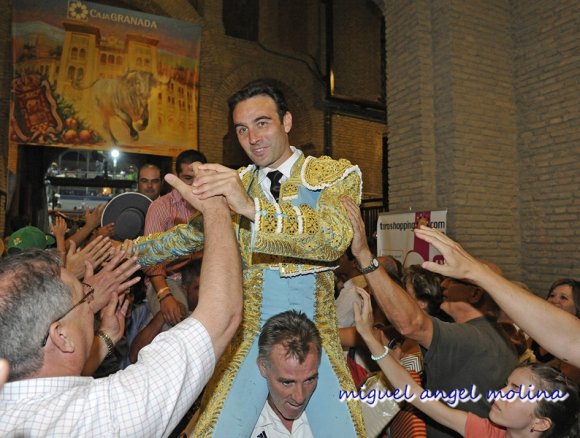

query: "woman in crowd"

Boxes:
[531, 278, 580, 383]
[354, 287, 579, 438]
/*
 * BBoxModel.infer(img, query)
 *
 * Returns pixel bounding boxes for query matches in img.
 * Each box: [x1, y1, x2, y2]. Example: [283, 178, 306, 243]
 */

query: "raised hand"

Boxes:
[95, 223, 115, 238]
[50, 216, 68, 240]
[191, 163, 254, 219]
[65, 236, 113, 280]
[51, 216, 69, 262]
[84, 204, 106, 232]
[353, 287, 374, 341]
[98, 292, 130, 344]
[342, 197, 371, 259]
[165, 170, 229, 214]
[160, 295, 187, 326]
[414, 226, 482, 281]
[83, 248, 141, 313]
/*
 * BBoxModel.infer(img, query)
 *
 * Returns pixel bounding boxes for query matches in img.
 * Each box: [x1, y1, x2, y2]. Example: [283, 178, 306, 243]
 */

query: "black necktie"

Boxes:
[266, 170, 283, 201]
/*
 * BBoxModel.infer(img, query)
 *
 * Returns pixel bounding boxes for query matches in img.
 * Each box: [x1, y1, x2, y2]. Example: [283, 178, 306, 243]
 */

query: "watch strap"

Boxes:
[358, 256, 379, 274]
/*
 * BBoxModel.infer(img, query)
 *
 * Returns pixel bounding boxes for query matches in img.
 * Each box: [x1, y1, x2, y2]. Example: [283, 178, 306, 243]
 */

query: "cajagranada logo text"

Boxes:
[67, 0, 158, 28]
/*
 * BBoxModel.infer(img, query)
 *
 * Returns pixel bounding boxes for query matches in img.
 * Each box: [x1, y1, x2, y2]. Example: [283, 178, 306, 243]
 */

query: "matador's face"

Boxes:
[233, 94, 293, 169]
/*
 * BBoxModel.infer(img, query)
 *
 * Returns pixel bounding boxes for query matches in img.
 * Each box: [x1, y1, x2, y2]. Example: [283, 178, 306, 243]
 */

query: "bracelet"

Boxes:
[157, 289, 171, 302]
[371, 345, 390, 361]
[157, 290, 172, 301]
[156, 286, 170, 297]
[97, 330, 115, 357]
[159, 292, 174, 303]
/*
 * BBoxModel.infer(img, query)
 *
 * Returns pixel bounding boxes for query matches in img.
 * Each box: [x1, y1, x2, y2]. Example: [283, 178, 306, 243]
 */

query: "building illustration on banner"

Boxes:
[10, 0, 201, 156]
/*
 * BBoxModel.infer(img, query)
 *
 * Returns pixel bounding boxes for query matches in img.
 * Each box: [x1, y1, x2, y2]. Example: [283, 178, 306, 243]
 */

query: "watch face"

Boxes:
[359, 257, 380, 273]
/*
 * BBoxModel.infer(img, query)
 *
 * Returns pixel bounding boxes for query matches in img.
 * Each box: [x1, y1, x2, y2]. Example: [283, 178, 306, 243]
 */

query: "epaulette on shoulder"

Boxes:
[238, 164, 256, 181]
[301, 155, 361, 190]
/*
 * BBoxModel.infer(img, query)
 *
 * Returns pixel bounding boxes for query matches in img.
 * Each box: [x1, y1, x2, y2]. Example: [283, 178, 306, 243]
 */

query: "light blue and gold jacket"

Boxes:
[134, 152, 362, 277]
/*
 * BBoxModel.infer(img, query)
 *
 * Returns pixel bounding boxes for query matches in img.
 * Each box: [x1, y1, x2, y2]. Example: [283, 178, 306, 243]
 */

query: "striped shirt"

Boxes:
[143, 188, 196, 277]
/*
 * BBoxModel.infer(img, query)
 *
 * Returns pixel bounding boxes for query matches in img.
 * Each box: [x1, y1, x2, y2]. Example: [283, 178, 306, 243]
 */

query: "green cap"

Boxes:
[7, 226, 56, 251]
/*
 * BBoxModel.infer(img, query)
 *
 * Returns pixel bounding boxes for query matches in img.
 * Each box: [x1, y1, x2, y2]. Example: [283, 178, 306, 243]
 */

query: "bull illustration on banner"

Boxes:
[76, 71, 168, 145]
[11, 0, 202, 155]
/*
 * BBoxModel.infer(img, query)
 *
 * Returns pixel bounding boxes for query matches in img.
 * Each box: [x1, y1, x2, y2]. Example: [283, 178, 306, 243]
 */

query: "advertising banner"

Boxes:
[11, 0, 201, 156]
[377, 210, 448, 267]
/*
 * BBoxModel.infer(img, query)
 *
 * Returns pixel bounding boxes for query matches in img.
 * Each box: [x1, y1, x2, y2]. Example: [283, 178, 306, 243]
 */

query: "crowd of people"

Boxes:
[0, 82, 578, 438]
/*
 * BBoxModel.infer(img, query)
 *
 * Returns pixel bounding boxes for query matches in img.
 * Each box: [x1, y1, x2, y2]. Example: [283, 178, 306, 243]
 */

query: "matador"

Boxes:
[133, 83, 366, 437]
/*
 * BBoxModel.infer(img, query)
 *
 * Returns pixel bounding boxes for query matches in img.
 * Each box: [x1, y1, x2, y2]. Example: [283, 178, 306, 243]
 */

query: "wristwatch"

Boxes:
[358, 256, 380, 274]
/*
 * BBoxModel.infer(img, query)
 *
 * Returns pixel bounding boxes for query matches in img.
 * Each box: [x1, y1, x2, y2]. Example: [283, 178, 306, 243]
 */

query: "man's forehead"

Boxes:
[269, 343, 319, 372]
[233, 95, 278, 121]
[178, 163, 195, 175]
[140, 167, 160, 178]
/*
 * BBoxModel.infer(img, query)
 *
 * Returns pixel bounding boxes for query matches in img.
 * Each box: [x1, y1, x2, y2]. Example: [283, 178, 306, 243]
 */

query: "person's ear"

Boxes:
[257, 358, 268, 378]
[531, 416, 551, 433]
[48, 321, 76, 354]
[283, 111, 292, 134]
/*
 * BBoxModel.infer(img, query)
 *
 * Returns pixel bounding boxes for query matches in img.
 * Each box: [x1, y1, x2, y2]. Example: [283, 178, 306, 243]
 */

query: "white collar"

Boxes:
[259, 147, 301, 181]
[262, 400, 310, 433]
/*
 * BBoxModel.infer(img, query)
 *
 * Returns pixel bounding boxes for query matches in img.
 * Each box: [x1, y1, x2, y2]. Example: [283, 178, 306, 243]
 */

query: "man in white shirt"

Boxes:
[0, 173, 242, 437]
[252, 310, 321, 438]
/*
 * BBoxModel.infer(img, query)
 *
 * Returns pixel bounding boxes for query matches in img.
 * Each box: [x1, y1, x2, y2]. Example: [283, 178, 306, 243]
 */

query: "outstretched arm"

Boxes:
[50, 216, 68, 262]
[194, 161, 363, 262]
[68, 204, 106, 247]
[343, 198, 434, 347]
[129, 311, 165, 364]
[65, 236, 113, 280]
[415, 226, 580, 367]
[354, 288, 467, 436]
[165, 173, 243, 358]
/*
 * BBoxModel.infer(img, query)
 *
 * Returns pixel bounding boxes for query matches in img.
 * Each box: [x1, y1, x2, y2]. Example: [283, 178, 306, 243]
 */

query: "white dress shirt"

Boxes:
[258, 146, 301, 203]
[251, 401, 314, 438]
[0, 318, 215, 438]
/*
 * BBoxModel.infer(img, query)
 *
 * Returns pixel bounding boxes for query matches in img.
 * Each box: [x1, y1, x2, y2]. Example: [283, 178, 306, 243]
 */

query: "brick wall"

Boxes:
[513, 0, 580, 292]
[385, 0, 578, 290]
[386, 0, 520, 280]
[385, 0, 437, 214]
[331, 114, 386, 198]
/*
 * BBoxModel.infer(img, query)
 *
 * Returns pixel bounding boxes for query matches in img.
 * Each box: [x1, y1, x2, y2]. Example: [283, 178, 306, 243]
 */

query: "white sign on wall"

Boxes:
[376, 210, 448, 267]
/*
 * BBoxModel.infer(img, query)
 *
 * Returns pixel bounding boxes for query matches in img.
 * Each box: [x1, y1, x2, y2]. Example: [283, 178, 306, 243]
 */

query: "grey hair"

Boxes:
[258, 310, 322, 367]
[0, 249, 71, 381]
